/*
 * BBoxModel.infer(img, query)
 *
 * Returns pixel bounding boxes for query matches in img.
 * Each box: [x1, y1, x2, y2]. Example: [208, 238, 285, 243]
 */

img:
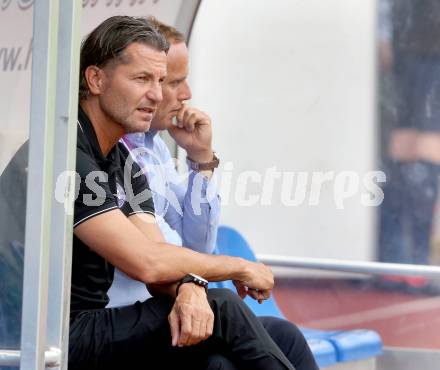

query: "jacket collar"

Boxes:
[78, 105, 121, 172]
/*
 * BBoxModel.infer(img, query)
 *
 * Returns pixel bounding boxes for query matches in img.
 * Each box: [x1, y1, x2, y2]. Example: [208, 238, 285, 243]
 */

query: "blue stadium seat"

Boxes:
[301, 328, 383, 362]
[305, 338, 338, 368]
[214, 225, 383, 367]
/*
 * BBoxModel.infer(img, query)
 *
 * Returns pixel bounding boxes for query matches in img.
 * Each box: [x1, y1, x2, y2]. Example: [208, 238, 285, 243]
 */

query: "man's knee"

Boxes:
[261, 316, 300, 333]
[260, 316, 305, 345]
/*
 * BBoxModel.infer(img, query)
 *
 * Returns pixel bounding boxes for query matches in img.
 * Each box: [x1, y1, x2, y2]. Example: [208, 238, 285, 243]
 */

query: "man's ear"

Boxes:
[84, 65, 104, 95]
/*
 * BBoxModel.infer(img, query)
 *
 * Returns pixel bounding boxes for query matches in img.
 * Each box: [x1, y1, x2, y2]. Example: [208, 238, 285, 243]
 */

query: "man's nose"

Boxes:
[146, 83, 163, 104]
[178, 80, 192, 101]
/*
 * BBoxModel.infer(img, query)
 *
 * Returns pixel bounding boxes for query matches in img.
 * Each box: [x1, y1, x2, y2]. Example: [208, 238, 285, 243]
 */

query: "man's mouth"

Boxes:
[137, 107, 156, 121]
[138, 107, 155, 114]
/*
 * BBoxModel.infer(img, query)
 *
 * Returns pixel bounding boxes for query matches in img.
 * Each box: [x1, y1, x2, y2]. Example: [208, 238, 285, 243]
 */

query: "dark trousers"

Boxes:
[379, 160, 438, 264]
[69, 289, 298, 370]
[205, 316, 318, 370]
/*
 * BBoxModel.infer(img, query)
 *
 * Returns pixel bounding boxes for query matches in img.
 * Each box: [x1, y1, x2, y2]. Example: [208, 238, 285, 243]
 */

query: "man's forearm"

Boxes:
[148, 241, 246, 284]
[129, 212, 242, 283]
[74, 210, 271, 294]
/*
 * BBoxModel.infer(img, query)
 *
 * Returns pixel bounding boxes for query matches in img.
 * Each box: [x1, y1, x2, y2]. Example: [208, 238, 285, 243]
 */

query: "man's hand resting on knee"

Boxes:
[169, 283, 214, 347]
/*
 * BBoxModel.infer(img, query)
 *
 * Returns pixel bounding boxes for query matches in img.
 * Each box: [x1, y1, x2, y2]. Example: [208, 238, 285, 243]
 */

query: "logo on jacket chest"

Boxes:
[115, 182, 126, 208]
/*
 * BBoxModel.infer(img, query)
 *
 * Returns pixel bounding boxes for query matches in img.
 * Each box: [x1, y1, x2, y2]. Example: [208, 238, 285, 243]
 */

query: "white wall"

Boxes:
[0, 2, 33, 173]
[189, 0, 378, 260]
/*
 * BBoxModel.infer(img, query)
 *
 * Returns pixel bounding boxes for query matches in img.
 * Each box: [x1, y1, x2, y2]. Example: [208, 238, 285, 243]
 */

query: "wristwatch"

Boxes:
[176, 273, 209, 295]
[187, 153, 220, 172]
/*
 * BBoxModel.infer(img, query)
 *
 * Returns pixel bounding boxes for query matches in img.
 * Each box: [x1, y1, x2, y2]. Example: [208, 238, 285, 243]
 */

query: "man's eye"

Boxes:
[136, 76, 148, 82]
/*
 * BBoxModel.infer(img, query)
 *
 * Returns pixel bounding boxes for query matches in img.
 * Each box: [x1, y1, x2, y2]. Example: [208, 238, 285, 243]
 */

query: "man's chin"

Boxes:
[124, 121, 152, 134]
[150, 117, 173, 131]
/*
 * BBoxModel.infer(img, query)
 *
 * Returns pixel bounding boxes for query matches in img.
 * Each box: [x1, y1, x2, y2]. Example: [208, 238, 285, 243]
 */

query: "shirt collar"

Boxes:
[146, 129, 159, 138]
[123, 129, 159, 148]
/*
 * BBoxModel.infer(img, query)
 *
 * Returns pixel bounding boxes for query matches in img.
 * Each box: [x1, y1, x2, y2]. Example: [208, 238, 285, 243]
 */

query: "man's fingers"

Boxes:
[205, 312, 214, 340]
[247, 288, 260, 301]
[177, 108, 208, 132]
[181, 112, 196, 133]
[175, 107, 197, 132]
[238, 286, 247, 300]
[247, 288, 271, 303]
[168, 309, 180, 347]
[178, 309, 192, 347]
[182, 107, 191, 125]
[175, 107, 190, 128]
[185, 113, 197, 132]
[189, 316, 202, 346]
[233, 281, 247, 299]
[262, 289, 271, 300]
[199, 310, 214, 342]
[176, 105, 186, 126]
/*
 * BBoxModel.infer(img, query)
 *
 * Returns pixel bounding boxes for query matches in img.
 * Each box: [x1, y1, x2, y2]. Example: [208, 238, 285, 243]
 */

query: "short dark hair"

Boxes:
[146, 16, 186, 44]
[79, 16, 169, 100]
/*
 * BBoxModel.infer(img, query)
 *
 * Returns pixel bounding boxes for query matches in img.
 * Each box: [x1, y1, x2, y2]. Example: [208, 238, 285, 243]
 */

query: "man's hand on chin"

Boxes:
[168, 105, 214, 163]
[168, 283, 214, 347]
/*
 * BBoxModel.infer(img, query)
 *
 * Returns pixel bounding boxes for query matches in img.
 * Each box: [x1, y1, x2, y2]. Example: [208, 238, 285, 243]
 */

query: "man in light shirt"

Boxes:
[108, 17, 318, 370]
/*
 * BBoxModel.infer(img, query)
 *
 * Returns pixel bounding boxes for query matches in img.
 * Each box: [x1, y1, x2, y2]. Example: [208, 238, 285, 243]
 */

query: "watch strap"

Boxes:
[187, 153, 220, 172]
[176, 273, 208, 296]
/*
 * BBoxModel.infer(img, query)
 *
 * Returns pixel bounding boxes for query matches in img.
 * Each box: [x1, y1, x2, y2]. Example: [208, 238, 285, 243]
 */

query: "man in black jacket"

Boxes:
[34, 15, 296, 370]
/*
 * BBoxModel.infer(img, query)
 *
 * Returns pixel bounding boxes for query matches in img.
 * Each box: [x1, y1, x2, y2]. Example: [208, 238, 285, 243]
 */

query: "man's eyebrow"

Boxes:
[135, 71, 154, 77]
[170, 76, 187, 83]
[131, 70, 167, 81]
